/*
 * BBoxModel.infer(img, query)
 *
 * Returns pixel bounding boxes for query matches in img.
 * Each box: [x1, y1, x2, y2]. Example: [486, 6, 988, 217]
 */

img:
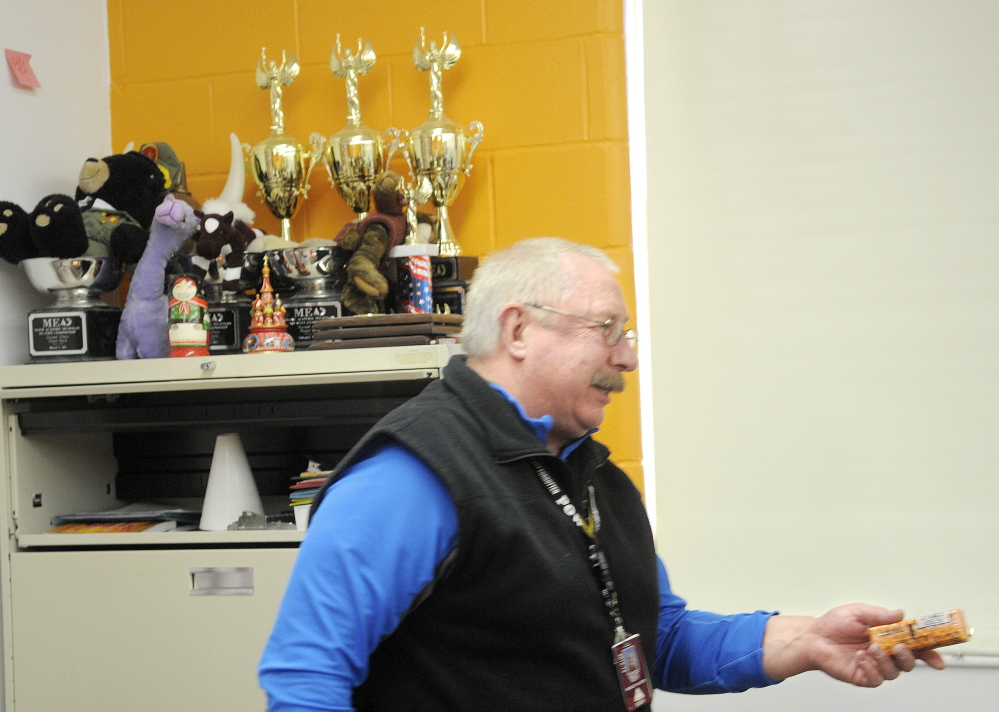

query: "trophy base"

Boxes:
[393, 255, 433, 314]
[431, 255, 478, 283]
[27, 307, 120, 363]
[432, 282, 469, 315]
[208, 301, 253, 355]
[284, 296, 344, 349]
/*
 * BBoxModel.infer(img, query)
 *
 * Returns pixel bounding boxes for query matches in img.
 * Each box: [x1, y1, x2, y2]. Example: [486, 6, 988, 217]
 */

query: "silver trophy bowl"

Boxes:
[21, 256, 124, 309]
[266, 245, 348, 301]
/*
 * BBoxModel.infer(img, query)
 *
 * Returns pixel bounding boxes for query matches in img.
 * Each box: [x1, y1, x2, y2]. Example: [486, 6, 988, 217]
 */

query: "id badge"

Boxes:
[612, 633, 653, 711]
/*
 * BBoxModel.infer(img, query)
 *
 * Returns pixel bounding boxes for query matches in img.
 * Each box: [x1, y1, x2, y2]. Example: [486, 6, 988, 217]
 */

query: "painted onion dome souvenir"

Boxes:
[243, 254, 295, 353]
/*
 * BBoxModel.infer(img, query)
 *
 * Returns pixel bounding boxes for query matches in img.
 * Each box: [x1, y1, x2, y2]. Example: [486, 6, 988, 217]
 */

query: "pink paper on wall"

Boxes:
[5, 49, 41, 89]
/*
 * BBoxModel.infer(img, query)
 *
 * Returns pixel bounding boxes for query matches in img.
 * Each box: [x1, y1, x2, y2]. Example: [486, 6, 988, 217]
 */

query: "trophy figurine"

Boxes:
[245, 48, 322, 242]
[401, 28, 484, 257]
[312, 36, 387, 220]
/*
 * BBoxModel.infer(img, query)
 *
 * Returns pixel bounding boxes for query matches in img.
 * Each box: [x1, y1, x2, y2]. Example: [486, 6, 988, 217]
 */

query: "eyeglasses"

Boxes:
[524, 303, 637, 350]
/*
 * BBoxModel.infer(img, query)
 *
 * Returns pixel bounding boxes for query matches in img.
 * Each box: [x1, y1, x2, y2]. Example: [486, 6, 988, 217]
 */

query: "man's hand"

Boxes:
[762, 604, 946, 686]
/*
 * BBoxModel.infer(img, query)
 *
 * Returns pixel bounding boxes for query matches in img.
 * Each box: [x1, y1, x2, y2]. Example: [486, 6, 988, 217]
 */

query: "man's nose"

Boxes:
[611, 337, 638, 371]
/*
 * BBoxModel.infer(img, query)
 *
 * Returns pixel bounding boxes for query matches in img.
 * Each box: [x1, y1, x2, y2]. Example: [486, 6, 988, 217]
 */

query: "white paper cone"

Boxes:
[199, 433, 264, 531]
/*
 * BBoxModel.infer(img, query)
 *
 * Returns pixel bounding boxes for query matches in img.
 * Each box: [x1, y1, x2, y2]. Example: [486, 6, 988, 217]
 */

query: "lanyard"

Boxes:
[530, 459, 628, 643]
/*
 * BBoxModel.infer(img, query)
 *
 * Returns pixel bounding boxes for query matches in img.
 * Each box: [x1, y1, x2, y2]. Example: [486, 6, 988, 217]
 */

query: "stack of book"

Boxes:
[48, 502, 201, 533]
[289, 474, 327, 508]
[307, 313, 462, 350]
[290, 462, 332, 531]
[49, 521, 180, 533]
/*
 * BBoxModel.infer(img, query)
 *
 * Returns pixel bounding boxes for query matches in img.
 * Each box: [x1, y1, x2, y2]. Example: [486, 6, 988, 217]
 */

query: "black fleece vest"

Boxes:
[311, 356, 659, 712]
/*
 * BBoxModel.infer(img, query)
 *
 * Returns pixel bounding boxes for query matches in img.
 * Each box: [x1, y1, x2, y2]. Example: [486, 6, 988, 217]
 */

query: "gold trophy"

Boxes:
[386, 127, 434, 243]
[401, 29, 484, 257]
[245, 48, 322, 242]
[312, 36, 386, 220]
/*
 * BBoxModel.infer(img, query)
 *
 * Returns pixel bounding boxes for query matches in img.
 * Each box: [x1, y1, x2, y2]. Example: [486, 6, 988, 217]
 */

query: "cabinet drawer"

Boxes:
[9, 547, 298, 712]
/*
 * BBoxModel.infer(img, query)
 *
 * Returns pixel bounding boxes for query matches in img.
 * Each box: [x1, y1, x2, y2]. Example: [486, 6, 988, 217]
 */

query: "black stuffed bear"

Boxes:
[0, 150, 168, 266]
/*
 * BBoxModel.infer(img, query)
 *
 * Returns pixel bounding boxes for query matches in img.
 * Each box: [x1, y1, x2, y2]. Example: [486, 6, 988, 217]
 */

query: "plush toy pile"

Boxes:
[0, 150, 168, 266]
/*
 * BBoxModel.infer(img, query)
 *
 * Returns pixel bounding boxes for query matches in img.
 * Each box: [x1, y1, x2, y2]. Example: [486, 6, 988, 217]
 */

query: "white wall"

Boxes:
[653, 657, 999, 712]
[642, 0, 999, 708]
[0, 0, 111, 365]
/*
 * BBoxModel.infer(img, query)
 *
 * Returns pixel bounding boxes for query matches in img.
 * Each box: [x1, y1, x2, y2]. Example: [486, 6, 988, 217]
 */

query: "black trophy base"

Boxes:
[432, 281, 469, 315]
[28, 307, 120, 363]
[209, 301, 252, 355]
[284, 297, 343, 349]
[431, 255, 478, 283]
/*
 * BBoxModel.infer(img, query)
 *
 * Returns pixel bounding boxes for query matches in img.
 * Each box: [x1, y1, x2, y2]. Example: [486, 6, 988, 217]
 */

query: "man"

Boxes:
[259, 238, 944, 712]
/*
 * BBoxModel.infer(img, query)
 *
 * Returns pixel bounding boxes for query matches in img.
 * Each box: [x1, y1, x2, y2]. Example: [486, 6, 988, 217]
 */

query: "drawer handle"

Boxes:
[190, 566, 253, 595]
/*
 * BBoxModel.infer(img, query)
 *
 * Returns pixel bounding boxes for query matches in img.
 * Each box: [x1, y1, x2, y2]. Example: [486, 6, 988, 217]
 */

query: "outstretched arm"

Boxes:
[761, 604, 946, 686]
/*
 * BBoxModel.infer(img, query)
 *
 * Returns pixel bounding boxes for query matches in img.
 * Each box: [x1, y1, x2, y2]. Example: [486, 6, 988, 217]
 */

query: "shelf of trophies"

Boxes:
[17, 30, 483, 371]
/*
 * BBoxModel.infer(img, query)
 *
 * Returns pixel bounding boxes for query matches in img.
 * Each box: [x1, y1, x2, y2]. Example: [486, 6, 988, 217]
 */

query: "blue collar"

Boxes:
[488, 384, 594, 460]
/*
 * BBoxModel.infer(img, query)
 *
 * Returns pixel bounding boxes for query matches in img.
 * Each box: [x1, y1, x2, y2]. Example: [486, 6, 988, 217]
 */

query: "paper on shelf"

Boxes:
[53, 501, 201, 524]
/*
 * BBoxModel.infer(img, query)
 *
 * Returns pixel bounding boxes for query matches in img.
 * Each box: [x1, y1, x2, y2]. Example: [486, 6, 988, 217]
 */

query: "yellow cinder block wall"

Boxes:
[107, 0, 642, 492]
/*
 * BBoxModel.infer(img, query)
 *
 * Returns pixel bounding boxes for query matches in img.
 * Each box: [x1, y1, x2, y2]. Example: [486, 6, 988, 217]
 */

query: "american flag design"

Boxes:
[397, 255, 433, 313]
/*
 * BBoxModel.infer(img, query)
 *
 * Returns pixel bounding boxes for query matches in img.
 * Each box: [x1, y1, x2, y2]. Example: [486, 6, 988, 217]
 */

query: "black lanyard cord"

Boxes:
[530, 459, 628, 643]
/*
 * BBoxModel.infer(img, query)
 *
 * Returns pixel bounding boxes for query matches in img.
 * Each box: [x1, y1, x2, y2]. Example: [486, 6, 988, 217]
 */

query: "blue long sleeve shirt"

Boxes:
[260, 390, 778, 711]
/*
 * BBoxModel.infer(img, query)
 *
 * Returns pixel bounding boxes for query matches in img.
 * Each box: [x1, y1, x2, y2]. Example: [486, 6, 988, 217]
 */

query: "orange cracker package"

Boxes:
[869, 609, 971, 654]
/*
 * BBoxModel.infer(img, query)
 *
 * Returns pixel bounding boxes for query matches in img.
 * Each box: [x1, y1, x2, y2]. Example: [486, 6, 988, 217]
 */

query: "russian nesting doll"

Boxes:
[168, 275, 210, 357]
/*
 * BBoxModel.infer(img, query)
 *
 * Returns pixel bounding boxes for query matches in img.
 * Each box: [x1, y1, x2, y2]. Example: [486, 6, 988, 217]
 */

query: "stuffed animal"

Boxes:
[138, 141, 201, 211]
[191, 210, 257, 293]
[0, 150, 168, 266]
[188, 133, 258, 294]
[115, 194, 199, 359]
[335, 170, 409, 315]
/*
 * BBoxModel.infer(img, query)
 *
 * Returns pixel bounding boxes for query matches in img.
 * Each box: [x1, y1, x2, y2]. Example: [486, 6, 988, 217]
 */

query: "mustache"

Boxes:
[590, 370, 625, 393]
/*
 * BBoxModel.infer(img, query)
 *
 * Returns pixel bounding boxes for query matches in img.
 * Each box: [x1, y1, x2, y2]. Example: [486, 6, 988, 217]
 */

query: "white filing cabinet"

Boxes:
[0, 345, 454, 712]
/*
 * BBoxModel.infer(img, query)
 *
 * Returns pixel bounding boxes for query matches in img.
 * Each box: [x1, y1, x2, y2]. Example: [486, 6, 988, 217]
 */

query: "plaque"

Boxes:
[284, 300, 343, 345]
[28, 308, 119, 361]
[208, 301, 252, 354]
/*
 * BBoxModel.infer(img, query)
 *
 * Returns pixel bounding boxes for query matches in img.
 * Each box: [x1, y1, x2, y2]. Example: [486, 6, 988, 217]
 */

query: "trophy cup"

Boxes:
[384, 129, 437, 313]
[267, 244, 349, 347]
[399, 28, 484, 257]
[312, 36, 387, 220]
[21, 256, 123, 362]
[386, 127, 435, 244]
[245, 49, 322, 242]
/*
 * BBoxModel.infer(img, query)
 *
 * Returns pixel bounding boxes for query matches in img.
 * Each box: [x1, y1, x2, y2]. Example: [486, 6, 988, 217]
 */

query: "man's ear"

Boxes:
[496, 303, 531, 360]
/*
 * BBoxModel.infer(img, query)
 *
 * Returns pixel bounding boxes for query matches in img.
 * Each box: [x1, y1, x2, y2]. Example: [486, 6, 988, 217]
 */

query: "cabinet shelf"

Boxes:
[16, 394, 421, 435]
[16, 528, 306, 549]
[0, 343, 456, 398]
